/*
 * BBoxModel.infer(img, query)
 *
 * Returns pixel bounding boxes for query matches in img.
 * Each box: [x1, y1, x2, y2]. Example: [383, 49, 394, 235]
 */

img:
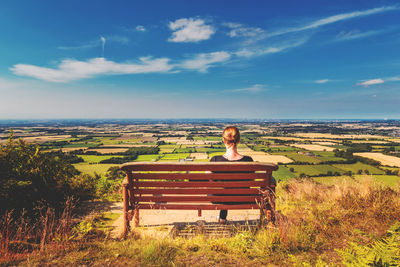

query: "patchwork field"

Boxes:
[333, 162, 385, 174]
[290, 144, 335, 151]
[273, 152, 321, 164]
[291, 164, 344, 176]
[73, 163, 118, 175]
[86, 148, 129, 154]
[354, 152, 400, 167]
[78, 155, 124, 163]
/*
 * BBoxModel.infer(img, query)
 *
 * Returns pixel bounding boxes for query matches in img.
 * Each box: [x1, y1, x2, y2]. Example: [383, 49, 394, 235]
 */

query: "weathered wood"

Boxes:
[137, 204, 261, 210]
[132, 173, 267, 180]
[121, 162, 278, 172]
[134, 181, 265, 188]
[134, 188, 261, 195]
[135, 195, 262, 202]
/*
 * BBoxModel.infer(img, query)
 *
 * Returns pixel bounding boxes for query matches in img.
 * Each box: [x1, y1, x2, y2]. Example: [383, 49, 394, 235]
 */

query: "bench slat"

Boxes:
[134, 188, 261, 194]
[137, 204, 261, 210]
[122, 162, 277, 172]
[134, 181, 265, 188]
[132, 173, 267, 180]
[135, 196, 263, 202]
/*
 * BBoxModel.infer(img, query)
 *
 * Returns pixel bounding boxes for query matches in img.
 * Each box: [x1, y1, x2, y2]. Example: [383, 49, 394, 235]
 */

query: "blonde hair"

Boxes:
[222, 126, 240, 147]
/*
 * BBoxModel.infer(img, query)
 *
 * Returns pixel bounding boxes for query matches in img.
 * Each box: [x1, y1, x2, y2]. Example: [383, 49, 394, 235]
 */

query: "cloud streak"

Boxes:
[268, 6, 398, 37]
[226, 84, 267, 93]
[168, 18, 215, 43]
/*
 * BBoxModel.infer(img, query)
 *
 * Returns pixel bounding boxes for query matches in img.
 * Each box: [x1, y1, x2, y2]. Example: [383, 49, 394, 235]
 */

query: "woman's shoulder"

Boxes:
[210, 155, 226, 162]
[240, 155, 253, 162]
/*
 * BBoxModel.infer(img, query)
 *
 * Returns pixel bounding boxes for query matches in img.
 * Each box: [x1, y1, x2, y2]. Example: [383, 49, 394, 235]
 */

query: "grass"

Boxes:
[78, 155, 124, 163]
[273, 165, 296, 181]
[333, 162, 385, 175]
[272, 152, 321, 164]
[6, 178, 400, 266]
[73, 163, 118, 175]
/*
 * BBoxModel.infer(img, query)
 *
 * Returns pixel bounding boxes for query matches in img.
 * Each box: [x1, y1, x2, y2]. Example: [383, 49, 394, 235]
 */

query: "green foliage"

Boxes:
[338, 222, 400, 266]
[0, 131, 79, 214]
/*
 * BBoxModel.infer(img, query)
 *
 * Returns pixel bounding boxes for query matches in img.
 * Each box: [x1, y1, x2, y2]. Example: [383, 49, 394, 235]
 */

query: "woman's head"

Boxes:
[222, 126, 240, 148]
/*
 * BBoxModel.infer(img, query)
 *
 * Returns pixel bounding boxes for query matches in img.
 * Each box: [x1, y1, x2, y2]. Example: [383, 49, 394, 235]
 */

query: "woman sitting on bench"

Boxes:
[210, 126, 253, 224]
[210, 126, 277, 224]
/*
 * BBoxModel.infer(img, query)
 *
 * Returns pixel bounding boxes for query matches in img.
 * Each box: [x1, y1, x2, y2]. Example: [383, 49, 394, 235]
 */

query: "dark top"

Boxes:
[210, 155, 253, 162]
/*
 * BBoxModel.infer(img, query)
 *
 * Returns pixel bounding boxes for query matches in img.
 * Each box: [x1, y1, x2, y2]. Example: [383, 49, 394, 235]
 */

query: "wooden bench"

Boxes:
[120, 162, 278, 235]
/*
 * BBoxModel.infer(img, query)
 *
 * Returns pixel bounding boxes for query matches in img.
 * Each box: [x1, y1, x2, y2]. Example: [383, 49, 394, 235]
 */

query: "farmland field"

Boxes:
[134, 154, 160, 161]
[272, 152, 321, 164]
[79, 155, 125, 163]
[290, 144, 335, 151]
[273, 166, 296, 181]
[159, 153, 190, 161]
[333, 162, 385, 174]
[73, 163, 118, 175]
[354, 152, 400, 167]
[313, 151, 347, 162]
[291, 164, 344, 176]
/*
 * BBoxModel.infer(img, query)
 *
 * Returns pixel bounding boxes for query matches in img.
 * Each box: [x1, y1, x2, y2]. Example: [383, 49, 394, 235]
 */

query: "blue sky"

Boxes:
[0, 0, 399, 119]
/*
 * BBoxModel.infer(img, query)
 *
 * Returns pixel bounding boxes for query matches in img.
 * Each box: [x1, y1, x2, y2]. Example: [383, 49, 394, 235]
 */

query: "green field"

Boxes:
[174, 147, 195, 153]
[159, 144, 179, 149]
[159, 153, 190, 161]
[208, 152, 224, 158]
[273, 152, 321, 164]
[73, 163, 118, 175]
[273, 166, 296, 181]
[333, 162, 385, 175]
[313, 151, 347, 162]
[159, 148, 175, 153]
[78, 155, 124, 163]
[193, 136, 221, 141]
[291, 164, 344, 176]
[134, 154, 160, 161]
[266, 146, 300, 152]
[195, 147, 225, 153]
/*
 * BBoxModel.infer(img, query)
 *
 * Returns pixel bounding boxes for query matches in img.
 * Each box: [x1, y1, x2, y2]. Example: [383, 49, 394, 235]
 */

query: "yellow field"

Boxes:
[290, 144, 335, 151]
[61, 147, 87, 152]
[313, 141, 338, 145]
[238, 146, 293, 164]
[189, 153, 208, 159]
[293, 133, 387, 139]
[17, 134, 71, 143]
[86, 148, 128, 154]
[354, 152, 400, 167]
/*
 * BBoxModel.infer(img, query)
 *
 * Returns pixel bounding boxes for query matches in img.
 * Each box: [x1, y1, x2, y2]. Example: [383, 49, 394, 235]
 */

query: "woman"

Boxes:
[210, 126, 253, 224]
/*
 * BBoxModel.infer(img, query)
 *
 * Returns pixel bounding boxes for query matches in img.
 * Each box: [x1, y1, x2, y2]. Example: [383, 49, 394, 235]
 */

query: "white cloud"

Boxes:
[223, 22, 264, 38]
[357, 78, 385, 86]
[10, 57, 173, 83]
[135, 25, 146, 32]
[269, 6, 398, 37]
[179, 51, 231, 72]
[168, 18, 215, 43]
[315, 79, 330, 84]
[227, 84, 267, 93]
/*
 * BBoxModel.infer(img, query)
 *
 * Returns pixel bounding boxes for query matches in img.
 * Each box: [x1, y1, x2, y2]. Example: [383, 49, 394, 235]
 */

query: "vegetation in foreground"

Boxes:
[2, 177, 400, 266]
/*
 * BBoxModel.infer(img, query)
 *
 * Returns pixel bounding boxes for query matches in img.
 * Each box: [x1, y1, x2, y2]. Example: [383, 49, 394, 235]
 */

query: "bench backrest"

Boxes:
[121, 162, 278, 210]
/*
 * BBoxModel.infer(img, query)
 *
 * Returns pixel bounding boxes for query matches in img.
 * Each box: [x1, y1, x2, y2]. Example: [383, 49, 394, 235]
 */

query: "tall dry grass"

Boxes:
[0, 197, 76, 262]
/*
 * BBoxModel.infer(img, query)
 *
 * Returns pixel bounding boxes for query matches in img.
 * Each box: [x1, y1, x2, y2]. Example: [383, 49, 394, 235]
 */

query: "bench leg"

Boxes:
[123, 185, 130, 237]
[134, 208, 139, 227]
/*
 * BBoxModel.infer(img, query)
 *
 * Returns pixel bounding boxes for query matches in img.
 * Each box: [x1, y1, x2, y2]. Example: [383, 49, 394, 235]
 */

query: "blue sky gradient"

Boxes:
[1, 0, 399, 119]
